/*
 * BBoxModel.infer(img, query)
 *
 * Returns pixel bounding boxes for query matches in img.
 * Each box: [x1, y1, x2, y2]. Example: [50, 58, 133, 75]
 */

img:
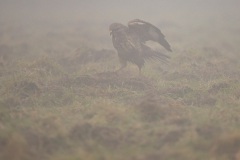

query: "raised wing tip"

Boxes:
[128, 19, 146, 26]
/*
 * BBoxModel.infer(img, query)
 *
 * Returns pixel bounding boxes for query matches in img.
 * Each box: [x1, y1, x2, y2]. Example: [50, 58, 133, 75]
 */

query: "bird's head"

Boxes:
[109, 23, 127, 36]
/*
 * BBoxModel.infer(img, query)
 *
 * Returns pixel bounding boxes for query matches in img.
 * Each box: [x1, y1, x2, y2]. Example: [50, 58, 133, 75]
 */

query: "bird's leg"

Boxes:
[139, 68, 141, 76]
[138, 66, 144, 77]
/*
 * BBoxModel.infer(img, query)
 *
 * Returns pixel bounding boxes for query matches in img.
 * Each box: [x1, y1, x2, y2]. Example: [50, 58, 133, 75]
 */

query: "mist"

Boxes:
[1, 1, 240, 160]
[1, 0, 240, 50]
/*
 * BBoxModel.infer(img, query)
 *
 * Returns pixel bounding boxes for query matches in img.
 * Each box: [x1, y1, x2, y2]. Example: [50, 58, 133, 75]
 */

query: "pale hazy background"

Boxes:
[0, 0, 239, 55]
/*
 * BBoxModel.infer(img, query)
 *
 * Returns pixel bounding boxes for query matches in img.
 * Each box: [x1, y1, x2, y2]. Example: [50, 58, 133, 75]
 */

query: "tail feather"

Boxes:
[154, 52, 170, 64]
[141, 43, 170, 64]
[143, 50, 170, 64]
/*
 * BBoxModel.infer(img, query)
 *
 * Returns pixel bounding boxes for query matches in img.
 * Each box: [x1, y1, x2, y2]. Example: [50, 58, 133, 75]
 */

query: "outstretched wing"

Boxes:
[128, 19, 172, 52]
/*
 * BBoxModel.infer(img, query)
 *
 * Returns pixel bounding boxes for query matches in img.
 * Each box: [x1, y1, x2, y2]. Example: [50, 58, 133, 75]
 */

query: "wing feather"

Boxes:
[128, 19, 172, 52]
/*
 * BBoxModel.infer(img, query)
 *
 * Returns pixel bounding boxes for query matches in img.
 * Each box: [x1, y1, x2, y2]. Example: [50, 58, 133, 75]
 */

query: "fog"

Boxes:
[1, 1, 240, 159]
[1, 0, 240, 52]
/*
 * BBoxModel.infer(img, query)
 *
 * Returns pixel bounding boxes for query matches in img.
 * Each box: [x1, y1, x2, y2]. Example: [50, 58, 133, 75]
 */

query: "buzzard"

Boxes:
[109, 19, 172, 74]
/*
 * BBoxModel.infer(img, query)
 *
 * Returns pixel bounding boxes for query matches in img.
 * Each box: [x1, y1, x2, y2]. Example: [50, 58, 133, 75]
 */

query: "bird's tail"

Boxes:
[142, 50, 170, 65]
[153, 51, 170, 64]
[141, 44, 170, 64]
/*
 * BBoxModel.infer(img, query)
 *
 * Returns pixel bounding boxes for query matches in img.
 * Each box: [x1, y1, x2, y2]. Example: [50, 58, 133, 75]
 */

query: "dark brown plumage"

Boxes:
[109, 19, 172, 74]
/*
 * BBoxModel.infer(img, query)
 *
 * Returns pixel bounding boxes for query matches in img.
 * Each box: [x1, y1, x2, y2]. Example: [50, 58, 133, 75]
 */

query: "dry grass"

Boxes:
[0, 28, 240, 160]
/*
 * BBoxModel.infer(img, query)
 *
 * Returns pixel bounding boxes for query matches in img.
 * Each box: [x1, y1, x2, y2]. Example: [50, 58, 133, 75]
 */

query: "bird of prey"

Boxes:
[109, 19, 172, 75]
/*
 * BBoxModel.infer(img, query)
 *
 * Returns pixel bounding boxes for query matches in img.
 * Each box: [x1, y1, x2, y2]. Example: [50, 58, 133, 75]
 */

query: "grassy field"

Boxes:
[1, 38, 240, 160]
[1, 1, 240, 157]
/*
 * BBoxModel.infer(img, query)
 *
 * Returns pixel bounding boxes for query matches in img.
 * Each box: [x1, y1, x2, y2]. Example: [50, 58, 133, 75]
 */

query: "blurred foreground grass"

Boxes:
[0, 43, 240, 160]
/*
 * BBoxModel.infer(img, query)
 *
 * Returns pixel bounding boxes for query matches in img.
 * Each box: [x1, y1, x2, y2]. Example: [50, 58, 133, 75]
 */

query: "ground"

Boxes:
[0, 43, 240, 160]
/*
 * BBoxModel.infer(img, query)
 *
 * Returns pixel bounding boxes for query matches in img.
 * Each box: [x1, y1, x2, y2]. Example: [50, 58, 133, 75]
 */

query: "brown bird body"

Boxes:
[109, 19, 172, 74]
